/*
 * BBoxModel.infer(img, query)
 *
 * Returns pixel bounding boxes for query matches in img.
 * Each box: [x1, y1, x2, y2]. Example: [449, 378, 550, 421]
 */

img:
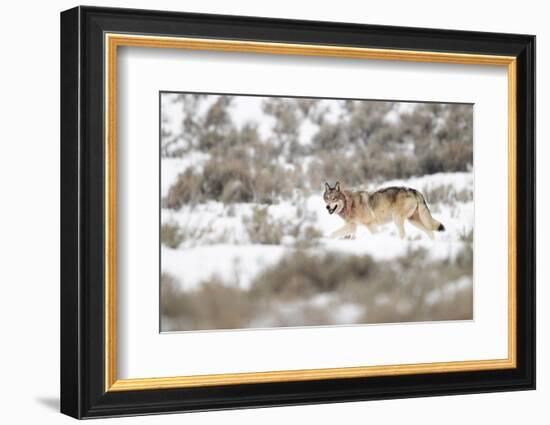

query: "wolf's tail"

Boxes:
[416, 193, 445, 232]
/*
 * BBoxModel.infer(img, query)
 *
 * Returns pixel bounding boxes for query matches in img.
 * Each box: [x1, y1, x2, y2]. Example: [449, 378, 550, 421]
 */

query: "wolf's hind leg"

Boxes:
[330, 223, 357, 239]
[393, 214, 406, 239]
[407, 214, 434, 240]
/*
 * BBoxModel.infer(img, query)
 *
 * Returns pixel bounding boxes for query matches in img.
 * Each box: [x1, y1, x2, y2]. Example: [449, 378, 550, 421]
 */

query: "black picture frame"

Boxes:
[61, 5, 535, 419]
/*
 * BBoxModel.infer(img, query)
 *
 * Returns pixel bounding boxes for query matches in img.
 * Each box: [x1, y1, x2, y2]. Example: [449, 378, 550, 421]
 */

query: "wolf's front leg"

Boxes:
[330, 223, 357, 239]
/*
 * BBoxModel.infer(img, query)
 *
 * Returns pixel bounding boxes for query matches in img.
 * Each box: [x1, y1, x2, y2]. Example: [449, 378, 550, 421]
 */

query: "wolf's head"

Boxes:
[323, 182, 345, 215]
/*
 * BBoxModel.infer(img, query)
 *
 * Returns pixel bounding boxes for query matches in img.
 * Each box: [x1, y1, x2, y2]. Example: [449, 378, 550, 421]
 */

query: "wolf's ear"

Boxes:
[335, 181, 341, 191]
[324, 182, 331, 191]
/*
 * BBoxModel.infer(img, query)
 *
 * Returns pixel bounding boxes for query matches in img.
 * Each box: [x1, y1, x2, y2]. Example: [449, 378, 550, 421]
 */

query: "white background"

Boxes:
[0, 0, 545, 424]
[118, 47, 508, 378]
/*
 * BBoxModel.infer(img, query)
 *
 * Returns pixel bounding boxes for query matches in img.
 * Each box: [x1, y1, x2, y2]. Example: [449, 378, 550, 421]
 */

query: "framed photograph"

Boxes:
[60, 6, 535, 419]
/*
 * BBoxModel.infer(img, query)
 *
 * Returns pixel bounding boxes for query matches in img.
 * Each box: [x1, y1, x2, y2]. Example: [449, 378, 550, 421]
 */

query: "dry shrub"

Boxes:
[459, 228, 474, 243]
[249, 251, 376, 300]
[384, 155, 418, 180]
[221, 179, 252, 204]
[163, 156, 256, 208]
[252, 166, 288, 204]
[454, 242, 473, 270]
[243, 206, 286, 245]
[247, 246, 472, 324]
[160, 221, 183, 248]
[312, 122, 351, 151]
[365, 153, 420, 181]
[161, 274, 256, 331]
[307, 152, 364, 188]
[340, 248, 473, 323]
[160, 272, 184, 319]
[201, 124, 261, 155]
[243, 205, 322, 247]
[289, 222, 323, 249]
[423, 184, 473, 205]
[164, 153, 295, 207]
[163, 169, 202, 209]
[202, 157, 254, 203]
[307, 151, 422, 189]
[418, 142, 473, 175]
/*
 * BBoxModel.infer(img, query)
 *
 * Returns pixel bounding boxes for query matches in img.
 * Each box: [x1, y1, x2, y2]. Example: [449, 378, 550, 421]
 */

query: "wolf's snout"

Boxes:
[326, 204, 337, 214]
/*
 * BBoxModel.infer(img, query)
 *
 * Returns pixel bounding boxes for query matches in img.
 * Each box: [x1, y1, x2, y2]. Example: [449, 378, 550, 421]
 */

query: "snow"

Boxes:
[229, 97, 274, 141]
[316, 235, 465, 262]
[161, 201, 253, 246]
[320, 99, 343, 124]
[247, 293, 364, 328]
[264, 202, 299, 221]
[162, 244, 286, 291]
[333, 303, 364, 323]
[299, 119, 319, 145]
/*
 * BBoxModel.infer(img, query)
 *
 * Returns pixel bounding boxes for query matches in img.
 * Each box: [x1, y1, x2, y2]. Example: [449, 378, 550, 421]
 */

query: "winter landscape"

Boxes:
[160, 93, 474, 332]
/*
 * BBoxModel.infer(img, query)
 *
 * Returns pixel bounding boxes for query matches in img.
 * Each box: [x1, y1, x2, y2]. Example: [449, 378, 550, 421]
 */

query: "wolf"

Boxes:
[323, 181, 445, 240]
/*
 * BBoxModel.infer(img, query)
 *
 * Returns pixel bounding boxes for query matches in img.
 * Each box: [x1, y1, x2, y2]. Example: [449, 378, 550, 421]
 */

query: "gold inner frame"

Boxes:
[104, 33, 517, 392]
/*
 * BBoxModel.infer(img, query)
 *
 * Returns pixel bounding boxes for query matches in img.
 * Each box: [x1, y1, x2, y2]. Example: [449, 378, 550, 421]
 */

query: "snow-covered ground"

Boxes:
[161, 171, 473, 292]
[162, 244, 287, 291]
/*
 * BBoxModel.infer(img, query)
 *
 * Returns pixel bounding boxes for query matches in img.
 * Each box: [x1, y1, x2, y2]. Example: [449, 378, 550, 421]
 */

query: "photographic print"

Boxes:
[160, 92, 474, 332]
